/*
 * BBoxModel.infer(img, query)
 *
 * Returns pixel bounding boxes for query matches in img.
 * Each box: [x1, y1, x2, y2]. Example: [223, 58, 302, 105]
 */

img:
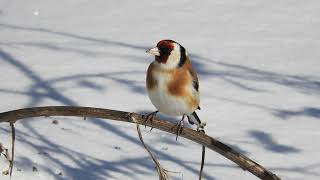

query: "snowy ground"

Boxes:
[0, 0, 320, 179]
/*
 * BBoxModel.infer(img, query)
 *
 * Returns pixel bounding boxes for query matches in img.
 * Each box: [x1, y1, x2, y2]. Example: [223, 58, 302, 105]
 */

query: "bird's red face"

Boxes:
[147, 40, 175, 64]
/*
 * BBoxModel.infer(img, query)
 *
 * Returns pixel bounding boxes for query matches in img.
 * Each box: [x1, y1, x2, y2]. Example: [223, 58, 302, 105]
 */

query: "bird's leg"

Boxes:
[174, 115, 185, 141]
[143, 110, 158, 128]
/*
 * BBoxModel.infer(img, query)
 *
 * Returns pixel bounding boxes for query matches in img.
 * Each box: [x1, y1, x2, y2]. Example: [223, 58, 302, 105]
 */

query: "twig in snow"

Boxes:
[199, 145, 205, 180]
[136, 124, 169, 180]
[0, 143, 10, 175]
[198, 130, 206, 180]
[130, 113, 169, 180]
[1, 123, 15, 176]
[9, 122, 15, 177]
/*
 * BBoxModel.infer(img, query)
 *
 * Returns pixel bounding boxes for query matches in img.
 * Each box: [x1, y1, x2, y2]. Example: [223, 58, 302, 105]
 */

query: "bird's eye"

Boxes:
[159, 47, 169, 54]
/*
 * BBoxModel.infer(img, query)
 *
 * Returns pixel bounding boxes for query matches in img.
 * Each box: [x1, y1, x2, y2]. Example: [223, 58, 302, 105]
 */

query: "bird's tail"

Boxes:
[187, 111, 206, 131]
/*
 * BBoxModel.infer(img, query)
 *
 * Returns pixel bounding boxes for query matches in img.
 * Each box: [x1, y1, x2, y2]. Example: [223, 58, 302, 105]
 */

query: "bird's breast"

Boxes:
[146, 70, 198, 116]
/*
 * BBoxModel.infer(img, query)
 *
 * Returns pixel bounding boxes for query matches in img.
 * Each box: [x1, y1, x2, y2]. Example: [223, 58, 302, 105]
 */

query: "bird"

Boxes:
[145, 39, 206, 135]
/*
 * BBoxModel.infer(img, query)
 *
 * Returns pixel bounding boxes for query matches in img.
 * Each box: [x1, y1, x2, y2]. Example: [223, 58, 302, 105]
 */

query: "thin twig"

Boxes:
[199, 145, 205, 180]
[129, 113, 169, 180]
[0, 144, 10, 175]
[198, 130, 206, 180]
[9, 122, 15, 177]
[0, 143, 3, 155]
[136, 124, 169, 180]
[0, 106, 281, 180]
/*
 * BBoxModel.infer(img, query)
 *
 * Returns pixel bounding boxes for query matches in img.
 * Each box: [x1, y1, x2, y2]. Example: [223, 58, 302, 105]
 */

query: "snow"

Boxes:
[0, 0, 319, 179]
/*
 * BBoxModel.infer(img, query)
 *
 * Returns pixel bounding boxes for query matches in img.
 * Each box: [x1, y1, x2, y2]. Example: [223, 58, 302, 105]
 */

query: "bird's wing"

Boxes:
[186, 58, 200, 109]
[188, 64, 199, 92]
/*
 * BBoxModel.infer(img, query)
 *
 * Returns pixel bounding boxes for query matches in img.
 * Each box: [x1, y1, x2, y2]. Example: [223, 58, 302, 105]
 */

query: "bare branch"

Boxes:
[0, 106, 281, 180]
[199, 145, 205, 180]
[9, 122, 15, 177]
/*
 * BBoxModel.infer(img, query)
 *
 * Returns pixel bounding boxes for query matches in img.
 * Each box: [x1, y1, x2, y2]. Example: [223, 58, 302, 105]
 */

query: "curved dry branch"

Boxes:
[0, 106, 281, 180]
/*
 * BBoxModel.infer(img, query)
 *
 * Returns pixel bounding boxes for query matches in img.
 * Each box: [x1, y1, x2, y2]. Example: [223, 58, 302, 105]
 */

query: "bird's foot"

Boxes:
[196, 122, 207, 132]
[172, 115, 185, 141]
[143, 110, 158, 129]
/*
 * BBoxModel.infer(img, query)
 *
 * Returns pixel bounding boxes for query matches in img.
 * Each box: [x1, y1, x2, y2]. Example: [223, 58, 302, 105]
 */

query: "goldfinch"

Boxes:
[146, 40, 205, 133]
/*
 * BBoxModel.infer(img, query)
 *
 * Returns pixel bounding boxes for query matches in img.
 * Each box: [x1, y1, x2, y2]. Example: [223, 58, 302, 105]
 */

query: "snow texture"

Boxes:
[0, 0, 319, 179]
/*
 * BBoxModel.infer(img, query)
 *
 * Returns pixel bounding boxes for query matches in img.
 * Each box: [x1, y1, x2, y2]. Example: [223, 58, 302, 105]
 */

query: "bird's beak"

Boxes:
[146, 47, 160, 56]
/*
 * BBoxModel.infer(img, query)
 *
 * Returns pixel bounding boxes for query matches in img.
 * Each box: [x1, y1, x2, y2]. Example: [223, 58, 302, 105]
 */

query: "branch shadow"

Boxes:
[0, 23, 149, 51]
[210, 96, 320, 122]
[190, 54, 320, 96]
[274, 107, 320, 120]
[0, 49, 78, 106]
[248, 130, 300, 154]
